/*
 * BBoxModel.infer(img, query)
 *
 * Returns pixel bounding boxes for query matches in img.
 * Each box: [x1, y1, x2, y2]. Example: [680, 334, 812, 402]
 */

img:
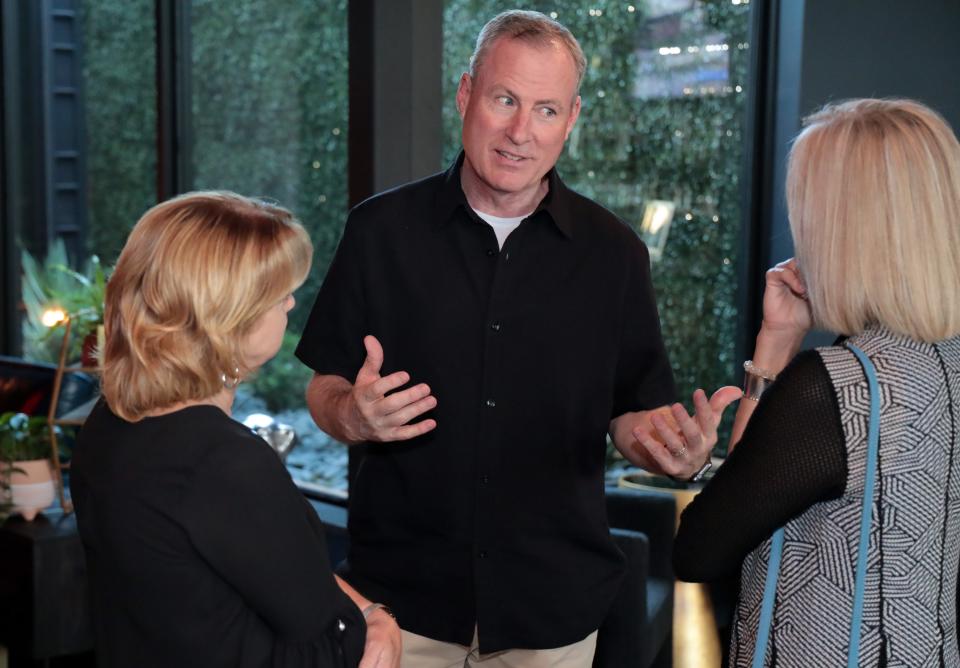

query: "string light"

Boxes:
[41, 308, 67, 328]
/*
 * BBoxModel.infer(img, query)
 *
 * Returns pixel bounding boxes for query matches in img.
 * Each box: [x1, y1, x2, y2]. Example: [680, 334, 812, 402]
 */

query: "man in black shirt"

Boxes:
[296, 9, 740, 666]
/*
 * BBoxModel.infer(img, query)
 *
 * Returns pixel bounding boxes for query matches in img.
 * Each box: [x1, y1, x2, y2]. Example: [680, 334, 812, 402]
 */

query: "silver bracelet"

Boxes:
[743, 359, 777, 380]
[743, 360, 776, 402]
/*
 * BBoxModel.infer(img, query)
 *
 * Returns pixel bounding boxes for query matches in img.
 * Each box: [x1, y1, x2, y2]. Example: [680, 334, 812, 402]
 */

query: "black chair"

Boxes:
[593, 486, 676, 668]
[0, 355, 98, 417]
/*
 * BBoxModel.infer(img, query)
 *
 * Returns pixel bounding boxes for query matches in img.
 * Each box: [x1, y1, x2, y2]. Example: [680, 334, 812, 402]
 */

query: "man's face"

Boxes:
[456, 36, 581, 205]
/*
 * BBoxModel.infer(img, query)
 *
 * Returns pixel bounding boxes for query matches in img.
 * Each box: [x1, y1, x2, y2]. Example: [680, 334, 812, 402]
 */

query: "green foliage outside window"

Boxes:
[80, 0, 348, 338]
[78, 0, 348, 420]
[79, 0, 157, 265]
[188, 0, 349, 335]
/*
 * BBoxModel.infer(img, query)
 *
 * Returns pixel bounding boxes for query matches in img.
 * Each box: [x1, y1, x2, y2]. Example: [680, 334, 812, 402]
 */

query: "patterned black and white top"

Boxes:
[674, 326, 960, 667]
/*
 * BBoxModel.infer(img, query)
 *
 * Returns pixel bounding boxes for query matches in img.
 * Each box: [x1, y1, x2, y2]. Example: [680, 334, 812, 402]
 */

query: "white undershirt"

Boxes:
[473, 209, 533, 249]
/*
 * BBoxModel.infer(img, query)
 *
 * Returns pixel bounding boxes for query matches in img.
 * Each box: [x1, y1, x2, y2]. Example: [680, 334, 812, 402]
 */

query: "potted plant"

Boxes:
[0, 412, 58, 522]
[20, 239, 110, 365]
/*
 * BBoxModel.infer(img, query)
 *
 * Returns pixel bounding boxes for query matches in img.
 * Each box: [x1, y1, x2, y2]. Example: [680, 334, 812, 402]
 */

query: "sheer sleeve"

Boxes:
[673, 349, 847, 582]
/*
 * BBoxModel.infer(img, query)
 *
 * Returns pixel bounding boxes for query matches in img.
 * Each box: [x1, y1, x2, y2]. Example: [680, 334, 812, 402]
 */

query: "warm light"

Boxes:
[639, 201, 676, 262]
[648, 206, 672, 234]
[41, 308, 67, 327]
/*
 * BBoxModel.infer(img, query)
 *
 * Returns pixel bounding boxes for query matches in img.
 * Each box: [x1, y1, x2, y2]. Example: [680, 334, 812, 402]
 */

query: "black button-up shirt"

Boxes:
[296, 153, 676, 652]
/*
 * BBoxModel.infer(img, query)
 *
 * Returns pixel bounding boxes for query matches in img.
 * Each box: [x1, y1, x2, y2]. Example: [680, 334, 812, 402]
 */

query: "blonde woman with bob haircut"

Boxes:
[668, 99, 960, 666]
[70, 192, 401, 668]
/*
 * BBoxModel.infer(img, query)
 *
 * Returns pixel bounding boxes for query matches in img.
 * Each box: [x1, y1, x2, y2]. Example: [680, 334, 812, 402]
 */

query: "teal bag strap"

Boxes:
[751, 343, 880, 668]
[751, 527, 784, 668]
[845, 344, 881, 667]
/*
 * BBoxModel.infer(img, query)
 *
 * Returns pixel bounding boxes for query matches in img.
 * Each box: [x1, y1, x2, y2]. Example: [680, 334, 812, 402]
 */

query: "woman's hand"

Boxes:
[761, 258, 812, 336]
[358, 608, 401, 668]
[754, 258, 812, 371]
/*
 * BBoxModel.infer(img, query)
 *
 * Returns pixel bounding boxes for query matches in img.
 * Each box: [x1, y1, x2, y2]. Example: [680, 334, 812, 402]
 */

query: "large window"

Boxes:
[443, 0, 752, 468]
[186, 0, 350, 492]
[80, 0, 157, 266]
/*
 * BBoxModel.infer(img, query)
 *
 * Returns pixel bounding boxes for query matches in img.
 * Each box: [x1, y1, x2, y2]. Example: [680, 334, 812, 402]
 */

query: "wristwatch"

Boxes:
[690, 459, 713, 483]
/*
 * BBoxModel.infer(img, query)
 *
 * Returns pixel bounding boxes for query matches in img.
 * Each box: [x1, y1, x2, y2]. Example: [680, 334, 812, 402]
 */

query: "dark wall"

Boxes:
[800, 0, 960, 129]
[761, 0, 960, 347]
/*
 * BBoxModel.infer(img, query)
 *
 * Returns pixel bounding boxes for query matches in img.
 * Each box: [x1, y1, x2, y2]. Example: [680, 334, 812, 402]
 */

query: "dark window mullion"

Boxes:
[155, 0, 191, 201]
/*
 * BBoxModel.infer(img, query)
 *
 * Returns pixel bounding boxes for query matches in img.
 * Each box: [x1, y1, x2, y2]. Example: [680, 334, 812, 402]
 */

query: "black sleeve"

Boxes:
[613, 237, 677, 416]
[672, 349, 847, 582]
[295, 210, 367, 380]
[180, 428, 365, 663]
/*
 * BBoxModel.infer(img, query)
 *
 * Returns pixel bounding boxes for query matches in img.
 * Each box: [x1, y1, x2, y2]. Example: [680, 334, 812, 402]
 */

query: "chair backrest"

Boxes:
[592, 486, 678, 668]
[0, 355, 98, 417]
[605, 486, 677, 580]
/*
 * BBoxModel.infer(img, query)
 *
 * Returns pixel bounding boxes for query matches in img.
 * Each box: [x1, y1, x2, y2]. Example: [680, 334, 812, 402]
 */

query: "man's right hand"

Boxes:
[339, 335, 437, 443]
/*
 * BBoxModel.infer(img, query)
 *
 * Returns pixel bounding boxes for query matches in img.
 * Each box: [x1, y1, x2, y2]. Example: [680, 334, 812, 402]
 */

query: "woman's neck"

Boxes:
[140, 387, 235, 418]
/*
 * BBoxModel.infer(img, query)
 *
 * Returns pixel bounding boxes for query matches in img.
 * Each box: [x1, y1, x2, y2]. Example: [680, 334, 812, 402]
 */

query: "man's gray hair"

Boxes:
[468, 10, 587, 92]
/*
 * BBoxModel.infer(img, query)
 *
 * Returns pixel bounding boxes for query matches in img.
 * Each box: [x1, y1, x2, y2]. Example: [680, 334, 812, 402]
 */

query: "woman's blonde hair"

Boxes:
[787, 98, 960, 342]
[101, 191, 312, 420]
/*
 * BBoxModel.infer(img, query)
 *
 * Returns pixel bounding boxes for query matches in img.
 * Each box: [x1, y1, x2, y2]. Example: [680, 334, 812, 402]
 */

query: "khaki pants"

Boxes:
[400, 627, 598, 668]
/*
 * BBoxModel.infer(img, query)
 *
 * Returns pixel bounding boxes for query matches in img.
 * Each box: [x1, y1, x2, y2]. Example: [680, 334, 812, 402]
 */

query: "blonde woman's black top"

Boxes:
[71, 402, 364, 668]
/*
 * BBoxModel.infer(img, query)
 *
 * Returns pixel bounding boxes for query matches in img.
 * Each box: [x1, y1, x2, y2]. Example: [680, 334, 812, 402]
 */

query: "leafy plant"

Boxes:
[0, 412, 57, 520]
[0, 412, 54, 462]
[21, 239, 110, 363]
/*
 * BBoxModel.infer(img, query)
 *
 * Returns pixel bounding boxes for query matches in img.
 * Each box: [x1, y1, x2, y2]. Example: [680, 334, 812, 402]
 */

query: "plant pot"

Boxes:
[80, 325, 104, 368]
[3, 459, 56, 521]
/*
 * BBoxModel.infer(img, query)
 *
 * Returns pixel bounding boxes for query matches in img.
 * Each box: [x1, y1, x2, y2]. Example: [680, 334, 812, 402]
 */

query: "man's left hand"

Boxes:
[612, 387, 742, 480]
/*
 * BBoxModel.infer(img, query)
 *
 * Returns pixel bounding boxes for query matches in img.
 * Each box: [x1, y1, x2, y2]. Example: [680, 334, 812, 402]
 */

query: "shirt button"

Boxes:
[486, 249, 496, 257]
[504, 251, 511, 262]
[485, 398, 496, 408]
[478, 550, 488, 559]
[490, 321, 502, 332]
[480, 474, 489, 485]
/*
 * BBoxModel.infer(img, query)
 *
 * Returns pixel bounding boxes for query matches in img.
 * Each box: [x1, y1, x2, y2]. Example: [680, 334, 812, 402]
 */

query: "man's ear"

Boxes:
[455, 73, 472, 118]
[565, 95, 582, 140]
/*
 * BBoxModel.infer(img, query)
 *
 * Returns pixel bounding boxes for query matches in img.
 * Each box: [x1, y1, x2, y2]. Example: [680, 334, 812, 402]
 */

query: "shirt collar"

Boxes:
[434, 151, 575, 240]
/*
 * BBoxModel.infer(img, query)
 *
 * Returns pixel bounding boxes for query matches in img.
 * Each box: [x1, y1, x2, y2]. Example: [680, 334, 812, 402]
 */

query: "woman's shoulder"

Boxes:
[86, 402, 274, 467]
[170, 407, 282, 472]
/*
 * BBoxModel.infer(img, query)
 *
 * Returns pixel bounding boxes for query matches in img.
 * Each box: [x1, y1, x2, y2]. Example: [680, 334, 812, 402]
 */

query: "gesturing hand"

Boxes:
[628, 386, 743, 479]
[345, 335, 437, 443]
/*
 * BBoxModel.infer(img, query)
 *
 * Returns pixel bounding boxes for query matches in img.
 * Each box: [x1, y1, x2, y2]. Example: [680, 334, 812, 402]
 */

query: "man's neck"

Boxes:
[460, 162, 549, 218]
